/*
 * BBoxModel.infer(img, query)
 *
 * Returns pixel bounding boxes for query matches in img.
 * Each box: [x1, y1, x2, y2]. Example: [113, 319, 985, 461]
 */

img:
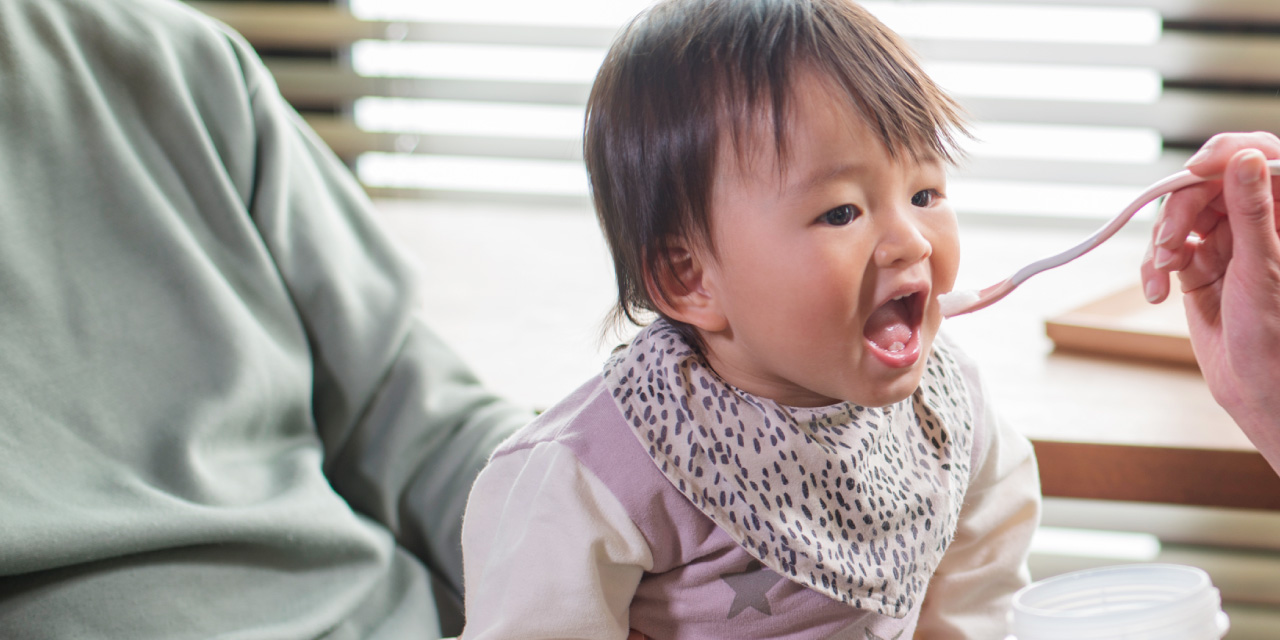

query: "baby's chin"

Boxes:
[852, 375, 925, 408]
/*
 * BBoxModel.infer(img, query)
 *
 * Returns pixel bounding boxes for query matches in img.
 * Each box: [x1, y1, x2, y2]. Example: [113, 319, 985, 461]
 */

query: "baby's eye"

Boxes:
[819, 204, 861, 226]
[911, 189, 939, 208]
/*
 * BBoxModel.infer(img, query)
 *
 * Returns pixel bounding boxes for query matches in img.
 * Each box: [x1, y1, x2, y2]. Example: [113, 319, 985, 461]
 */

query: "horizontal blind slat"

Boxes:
[190, 2, 616, 49]
[920, 0, 1280, 23]
[304, 115, 582, 161]
[265, 61, 590, 106]
[953, 155, 1192, 187]
[911, 32, 1280, 85]
[960, 90, 1280, 146]
[189, 2, 378, 48]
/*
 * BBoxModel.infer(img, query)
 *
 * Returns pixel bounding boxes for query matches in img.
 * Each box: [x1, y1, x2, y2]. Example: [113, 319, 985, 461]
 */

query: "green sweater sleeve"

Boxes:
[227, 1, 530, 608]
[0, 0, 530, 637]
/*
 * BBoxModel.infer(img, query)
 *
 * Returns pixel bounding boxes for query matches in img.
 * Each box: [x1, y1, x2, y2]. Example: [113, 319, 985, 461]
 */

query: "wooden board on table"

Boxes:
[1032, 440, 1280, 510]
[1045, 284, 1198, 367]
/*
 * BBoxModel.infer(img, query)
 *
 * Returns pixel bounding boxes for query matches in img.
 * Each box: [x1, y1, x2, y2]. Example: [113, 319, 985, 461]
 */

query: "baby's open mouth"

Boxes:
[863, 292, 922, 354]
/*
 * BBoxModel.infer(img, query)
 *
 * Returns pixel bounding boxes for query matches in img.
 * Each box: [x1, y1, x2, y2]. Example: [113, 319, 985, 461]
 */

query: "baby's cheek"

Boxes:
[930, 210, 963, 275]
[931, 241, 962, 290]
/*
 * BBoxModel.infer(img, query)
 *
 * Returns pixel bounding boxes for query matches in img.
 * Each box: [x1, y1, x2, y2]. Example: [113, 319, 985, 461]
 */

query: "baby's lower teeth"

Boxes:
[889, 341, 905, 352]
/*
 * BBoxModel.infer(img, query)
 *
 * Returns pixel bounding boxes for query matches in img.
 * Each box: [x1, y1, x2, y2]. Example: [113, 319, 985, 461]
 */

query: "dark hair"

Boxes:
[584, 0, 967, 340]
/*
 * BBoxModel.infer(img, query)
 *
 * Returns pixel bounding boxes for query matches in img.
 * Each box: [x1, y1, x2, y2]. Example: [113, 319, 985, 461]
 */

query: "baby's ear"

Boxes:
[645, 242, 728, 333]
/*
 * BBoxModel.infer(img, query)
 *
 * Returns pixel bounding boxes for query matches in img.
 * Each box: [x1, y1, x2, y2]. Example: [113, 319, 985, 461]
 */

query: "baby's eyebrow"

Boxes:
[787, 160, 870, 194]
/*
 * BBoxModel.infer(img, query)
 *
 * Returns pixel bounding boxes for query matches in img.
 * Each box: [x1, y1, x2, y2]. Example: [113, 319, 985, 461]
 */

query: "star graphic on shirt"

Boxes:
[720, 560, 783, 619]
[865, 630, 904, 640]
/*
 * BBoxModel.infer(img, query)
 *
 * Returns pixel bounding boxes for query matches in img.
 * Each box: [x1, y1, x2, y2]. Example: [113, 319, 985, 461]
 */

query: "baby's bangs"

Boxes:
[807, 1, 970, 163]
[708, 0, 968, 169]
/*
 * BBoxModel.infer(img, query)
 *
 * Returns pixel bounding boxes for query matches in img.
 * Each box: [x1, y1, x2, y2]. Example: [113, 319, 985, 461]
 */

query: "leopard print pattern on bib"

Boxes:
[603, 320, 974, 617]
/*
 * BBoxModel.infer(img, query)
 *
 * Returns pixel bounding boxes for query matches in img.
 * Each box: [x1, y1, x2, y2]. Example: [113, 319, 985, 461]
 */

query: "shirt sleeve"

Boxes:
[914, 346, 1041, 639]
[461, 442, 654, 640]
[224, 30, 534, 607]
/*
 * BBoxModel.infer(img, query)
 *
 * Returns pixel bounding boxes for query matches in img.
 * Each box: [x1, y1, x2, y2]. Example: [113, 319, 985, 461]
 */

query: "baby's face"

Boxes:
[695, 72, 960, 408]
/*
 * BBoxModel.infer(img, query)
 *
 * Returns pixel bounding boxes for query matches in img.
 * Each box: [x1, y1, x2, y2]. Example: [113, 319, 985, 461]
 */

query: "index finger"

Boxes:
[1184, 131, 1280, 178]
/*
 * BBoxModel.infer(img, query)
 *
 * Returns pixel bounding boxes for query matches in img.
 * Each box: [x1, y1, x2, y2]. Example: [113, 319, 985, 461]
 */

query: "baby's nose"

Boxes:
[873, 213, 932, 267]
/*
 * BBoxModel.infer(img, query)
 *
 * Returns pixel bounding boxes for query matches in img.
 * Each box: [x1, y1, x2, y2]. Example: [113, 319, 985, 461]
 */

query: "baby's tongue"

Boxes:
[864, 299, 912, 352]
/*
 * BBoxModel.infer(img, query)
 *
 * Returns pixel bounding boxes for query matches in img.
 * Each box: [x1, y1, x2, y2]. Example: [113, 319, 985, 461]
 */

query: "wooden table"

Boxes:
[946, 225, 1280, 511]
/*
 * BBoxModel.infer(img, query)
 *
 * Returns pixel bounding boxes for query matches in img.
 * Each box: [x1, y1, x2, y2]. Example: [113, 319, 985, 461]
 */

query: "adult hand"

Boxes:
[627, 630, 649, 640]
[1141, 132, 1280, 473]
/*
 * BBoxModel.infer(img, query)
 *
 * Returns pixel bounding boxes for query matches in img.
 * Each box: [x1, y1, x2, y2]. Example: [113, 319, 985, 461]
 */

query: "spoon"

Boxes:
[938, 159, 1280, 318]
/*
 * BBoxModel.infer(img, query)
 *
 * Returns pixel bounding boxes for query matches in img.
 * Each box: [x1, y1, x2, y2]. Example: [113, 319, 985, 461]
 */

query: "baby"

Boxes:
[460, 0, 1040, 638]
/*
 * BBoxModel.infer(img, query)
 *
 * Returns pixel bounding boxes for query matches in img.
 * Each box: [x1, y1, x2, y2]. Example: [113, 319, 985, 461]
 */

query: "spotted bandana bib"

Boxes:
[603, 320, 974, 617]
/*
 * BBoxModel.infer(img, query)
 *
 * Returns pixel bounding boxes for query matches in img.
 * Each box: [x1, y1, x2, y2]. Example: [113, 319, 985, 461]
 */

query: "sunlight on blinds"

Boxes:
[864, 2, 1161, 45]
[350, 0, 1161, 45]
[927, 62, 1161, 104]
[350, 0, 649, 26]
[947, 179, 1154, 219]
[355, 99, 583, 139]
[348, 0, 1166, 221]
[361, 153, 587, 195]
[965, 123, 1161, 164]
[352, 42, 603, 83]
[1030, 527, 1161, 562]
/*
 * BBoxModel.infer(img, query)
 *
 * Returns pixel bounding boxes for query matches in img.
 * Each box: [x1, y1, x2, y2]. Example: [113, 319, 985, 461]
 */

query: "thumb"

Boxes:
[1225, 149, 1280, 266]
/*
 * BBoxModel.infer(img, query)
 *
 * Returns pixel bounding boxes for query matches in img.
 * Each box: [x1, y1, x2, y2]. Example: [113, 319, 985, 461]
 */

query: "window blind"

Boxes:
[188, 0, 1280, 217]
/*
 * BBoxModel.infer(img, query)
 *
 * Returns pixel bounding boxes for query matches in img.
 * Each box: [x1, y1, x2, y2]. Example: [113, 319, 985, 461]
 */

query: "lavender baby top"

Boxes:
[461, 326, 1041, 640]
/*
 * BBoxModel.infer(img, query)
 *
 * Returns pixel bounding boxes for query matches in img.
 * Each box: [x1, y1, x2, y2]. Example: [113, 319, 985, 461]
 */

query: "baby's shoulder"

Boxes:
[491, 374, 719, 565]
[493, 375, 625, 459]
[491, 376, 675, 492]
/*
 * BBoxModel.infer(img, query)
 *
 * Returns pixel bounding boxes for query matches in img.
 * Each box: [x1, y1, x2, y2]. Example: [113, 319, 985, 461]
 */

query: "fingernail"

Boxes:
[1154, 247, 1175, 268]
[1155, 220, 1174, 244]
[1144, 280, 1160, 303]
[1237, 150, 1265, 184]
[1184, 139, 1216, 168]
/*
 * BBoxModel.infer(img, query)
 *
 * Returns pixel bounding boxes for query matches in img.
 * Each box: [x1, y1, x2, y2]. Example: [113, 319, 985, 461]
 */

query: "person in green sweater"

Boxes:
[0, 0, 532, 636]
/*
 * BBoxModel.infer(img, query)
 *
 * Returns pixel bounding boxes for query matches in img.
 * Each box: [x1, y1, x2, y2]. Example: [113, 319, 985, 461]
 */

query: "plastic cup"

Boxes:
[1009, 564, 1230, 640]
